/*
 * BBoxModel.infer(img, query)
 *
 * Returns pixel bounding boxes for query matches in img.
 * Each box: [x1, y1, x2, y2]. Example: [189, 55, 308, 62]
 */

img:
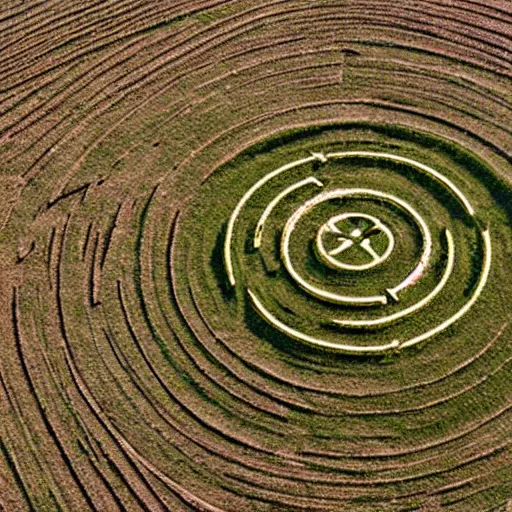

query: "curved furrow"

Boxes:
[1, 2, 511, 510]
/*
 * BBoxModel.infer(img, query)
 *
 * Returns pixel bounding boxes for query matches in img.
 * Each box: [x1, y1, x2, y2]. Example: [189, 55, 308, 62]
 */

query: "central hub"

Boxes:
[315, 213, 395, 271]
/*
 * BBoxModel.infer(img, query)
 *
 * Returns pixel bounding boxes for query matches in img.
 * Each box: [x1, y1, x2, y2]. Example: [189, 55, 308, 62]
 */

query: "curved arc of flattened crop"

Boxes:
[247, 289, 400, 354]
[224, 155, 323, 287]
[280, 188, 431, 306]
[399, 229, 491, 349]
[333, 229, 455, 329]
[326, 151, 475, 217]
[253, 176, 324, 249]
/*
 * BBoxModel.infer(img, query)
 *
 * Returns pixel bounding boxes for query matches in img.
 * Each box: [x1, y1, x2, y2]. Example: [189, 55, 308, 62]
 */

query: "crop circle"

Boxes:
[219, 150, 490, 354]
[1, 3, 511, 511]
[315, 212, 395, 271]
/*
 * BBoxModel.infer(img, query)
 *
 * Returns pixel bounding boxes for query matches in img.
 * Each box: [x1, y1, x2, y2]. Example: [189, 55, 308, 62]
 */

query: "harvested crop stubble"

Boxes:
[0, 1, 511, 511]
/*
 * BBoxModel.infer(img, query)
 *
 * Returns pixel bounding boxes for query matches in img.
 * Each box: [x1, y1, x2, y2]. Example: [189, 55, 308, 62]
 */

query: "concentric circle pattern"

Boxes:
[221, 150, 490, 353]
[1, 2, 511, 511]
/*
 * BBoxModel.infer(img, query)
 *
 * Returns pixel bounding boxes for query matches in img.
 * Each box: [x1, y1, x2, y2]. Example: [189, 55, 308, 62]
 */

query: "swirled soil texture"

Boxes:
[1, 1, 511, 511]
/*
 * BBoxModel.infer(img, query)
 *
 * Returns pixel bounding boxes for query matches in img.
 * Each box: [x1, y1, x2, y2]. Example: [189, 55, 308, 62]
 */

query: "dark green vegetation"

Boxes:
[182, 124, 500, 349]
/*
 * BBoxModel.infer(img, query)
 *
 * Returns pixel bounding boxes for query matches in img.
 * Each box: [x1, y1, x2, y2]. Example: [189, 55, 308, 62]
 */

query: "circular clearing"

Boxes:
[280, 187, 432, 306]
[315, 212, 395, 271]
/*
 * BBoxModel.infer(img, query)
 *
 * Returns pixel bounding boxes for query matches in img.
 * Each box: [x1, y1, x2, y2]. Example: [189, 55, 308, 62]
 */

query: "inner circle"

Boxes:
[316, 213, 395, 271]
[280, 188, 431, 306]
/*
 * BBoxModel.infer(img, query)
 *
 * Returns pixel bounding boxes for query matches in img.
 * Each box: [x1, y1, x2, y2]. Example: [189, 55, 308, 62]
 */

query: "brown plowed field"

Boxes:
[1, 2, 511, 511]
